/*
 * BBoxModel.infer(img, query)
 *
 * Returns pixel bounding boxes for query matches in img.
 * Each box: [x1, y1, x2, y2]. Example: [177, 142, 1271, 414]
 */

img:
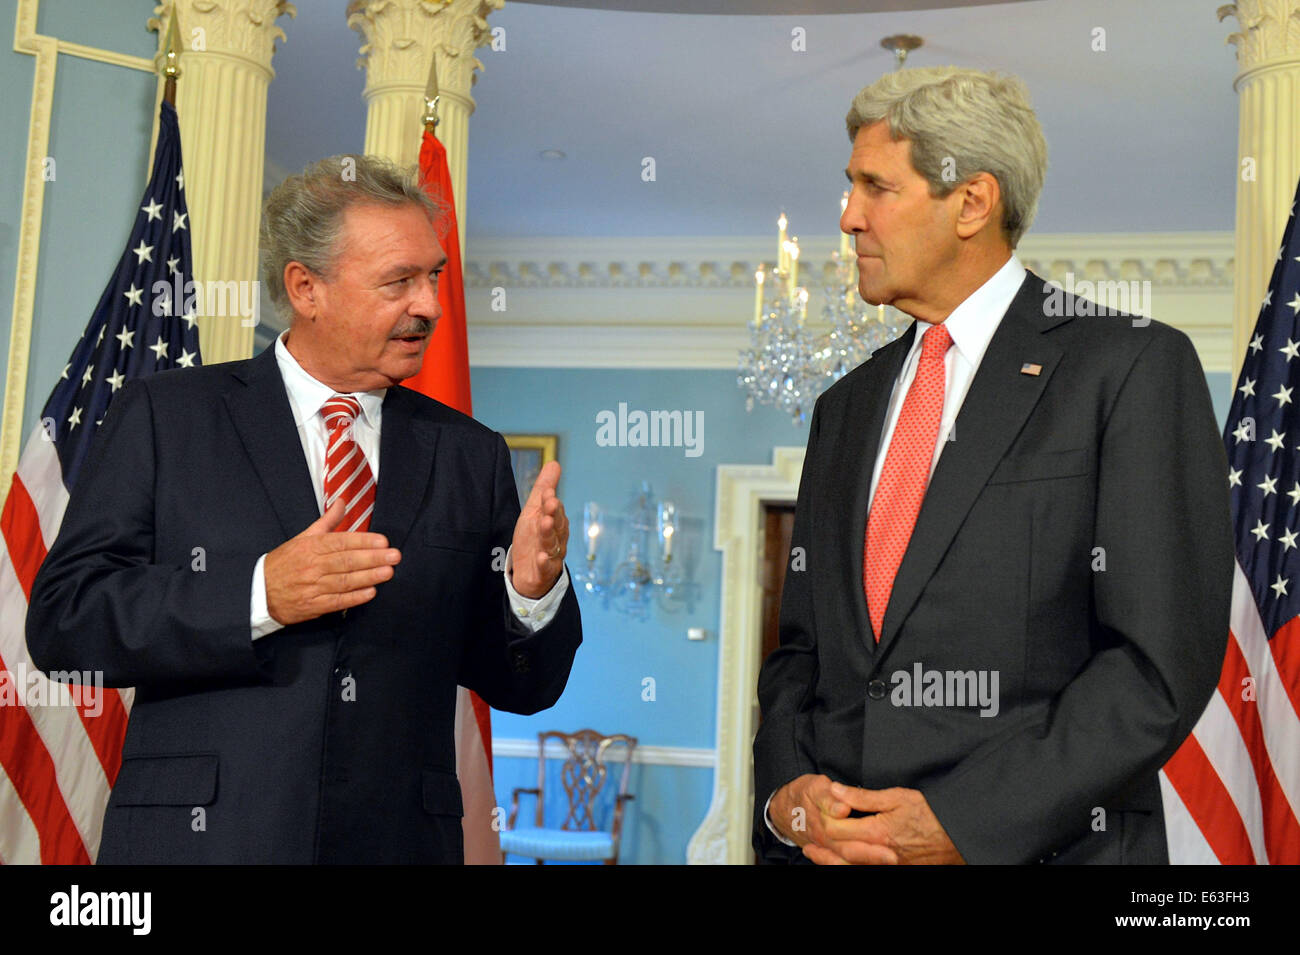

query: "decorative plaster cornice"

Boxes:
[465, 232, 1235, 290]
[461, 233, 1235, 372]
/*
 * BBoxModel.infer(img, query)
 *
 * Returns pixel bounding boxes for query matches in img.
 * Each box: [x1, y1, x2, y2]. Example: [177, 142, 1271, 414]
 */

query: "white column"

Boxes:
[346, 0, 502, 263]
[1220, 1, 1300, 374]
[149, 0, 295, 364]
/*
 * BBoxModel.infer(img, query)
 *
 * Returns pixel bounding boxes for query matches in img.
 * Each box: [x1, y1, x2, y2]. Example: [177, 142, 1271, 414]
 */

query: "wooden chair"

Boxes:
[500, 729, 637, 865]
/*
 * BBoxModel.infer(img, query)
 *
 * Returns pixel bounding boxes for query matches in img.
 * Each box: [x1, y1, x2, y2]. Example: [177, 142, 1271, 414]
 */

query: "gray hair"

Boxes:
[259, 154, 445, 320]
[845, 67, 1047, 247]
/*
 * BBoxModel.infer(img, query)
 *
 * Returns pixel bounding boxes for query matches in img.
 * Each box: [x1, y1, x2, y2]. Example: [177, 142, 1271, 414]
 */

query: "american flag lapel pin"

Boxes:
[1020, 362, 1043, 376]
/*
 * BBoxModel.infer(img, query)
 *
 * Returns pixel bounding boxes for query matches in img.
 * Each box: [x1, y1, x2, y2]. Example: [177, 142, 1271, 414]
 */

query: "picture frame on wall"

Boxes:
[503, 434, 558, 506]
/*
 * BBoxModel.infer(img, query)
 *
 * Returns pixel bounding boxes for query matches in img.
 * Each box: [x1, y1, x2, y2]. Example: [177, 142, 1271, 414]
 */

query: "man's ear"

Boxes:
[283, 261, 319, 318]
[954, 172, 1002, 241]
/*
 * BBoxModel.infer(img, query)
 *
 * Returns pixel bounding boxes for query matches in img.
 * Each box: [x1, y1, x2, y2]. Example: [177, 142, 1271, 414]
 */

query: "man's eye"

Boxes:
[390, 276, 412, 286]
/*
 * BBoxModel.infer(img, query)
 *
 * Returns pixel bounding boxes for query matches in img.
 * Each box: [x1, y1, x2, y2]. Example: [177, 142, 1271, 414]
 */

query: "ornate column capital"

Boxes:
[144, 0, 296, 363]
[149, 1, 297, 78]
[346, 0, 503, 111]
[1219, 1, 1300, 76]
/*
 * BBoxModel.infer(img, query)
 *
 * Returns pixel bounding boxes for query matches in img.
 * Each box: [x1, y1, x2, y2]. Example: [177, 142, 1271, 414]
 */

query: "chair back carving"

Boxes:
[536, 729, 637, 831]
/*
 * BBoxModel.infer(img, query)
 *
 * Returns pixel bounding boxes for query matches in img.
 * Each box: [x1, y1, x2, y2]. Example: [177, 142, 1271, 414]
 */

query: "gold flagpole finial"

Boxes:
[162, 4, 182, 104]
[422, 52, 440, 130]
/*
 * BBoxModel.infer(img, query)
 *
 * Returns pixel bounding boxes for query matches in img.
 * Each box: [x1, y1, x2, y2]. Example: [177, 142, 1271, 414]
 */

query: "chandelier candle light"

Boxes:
[577, 485, 691, 619]
[738, 203, 910, 425]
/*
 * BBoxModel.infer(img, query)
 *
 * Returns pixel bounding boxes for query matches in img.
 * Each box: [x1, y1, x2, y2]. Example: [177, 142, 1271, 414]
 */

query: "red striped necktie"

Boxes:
[321, 394, 375, 533]
[864, 322, 953, 642]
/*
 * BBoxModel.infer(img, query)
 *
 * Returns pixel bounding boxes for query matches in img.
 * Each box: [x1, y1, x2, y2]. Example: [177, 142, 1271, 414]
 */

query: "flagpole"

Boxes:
[422, 51, 439, 133]
[161, 6, 181, 107]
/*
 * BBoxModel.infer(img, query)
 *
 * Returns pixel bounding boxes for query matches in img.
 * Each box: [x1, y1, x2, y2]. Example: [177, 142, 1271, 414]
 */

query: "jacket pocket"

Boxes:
[987, 448, 1092, 485]
[111, 753, 218, 806]
[422, 769, 464, 817]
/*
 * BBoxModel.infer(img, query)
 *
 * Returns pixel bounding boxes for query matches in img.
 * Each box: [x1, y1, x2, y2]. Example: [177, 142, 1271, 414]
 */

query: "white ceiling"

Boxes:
[264, 0, 1241, 241]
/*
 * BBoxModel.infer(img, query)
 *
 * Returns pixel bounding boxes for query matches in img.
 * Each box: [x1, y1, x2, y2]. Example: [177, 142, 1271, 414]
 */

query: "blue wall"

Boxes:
[472, 367, 800, 863]
[1, 0, 158, 448]
[472, 364, 1236, 864]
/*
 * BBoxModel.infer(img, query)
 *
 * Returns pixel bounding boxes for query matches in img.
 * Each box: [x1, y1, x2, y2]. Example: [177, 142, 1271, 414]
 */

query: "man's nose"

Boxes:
[840, 205, 863, 247]
[412, 273, 442, 320]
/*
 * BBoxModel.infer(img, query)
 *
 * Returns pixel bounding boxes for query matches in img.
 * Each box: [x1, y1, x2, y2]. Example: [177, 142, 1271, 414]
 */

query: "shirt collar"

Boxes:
[274, 329, 386, 430]
[909, 253, 1027, 367]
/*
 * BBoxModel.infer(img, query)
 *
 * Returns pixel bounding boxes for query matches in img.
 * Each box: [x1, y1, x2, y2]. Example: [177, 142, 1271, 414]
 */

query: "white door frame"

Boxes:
[687, 446, 805, 864]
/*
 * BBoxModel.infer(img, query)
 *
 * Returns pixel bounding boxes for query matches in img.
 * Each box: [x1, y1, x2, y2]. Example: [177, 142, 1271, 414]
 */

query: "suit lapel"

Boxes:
[224, 345, 320, 539]
[371, 385, 441, 552]
[224, 349, 443, 550]
[875, 273, 1068, 657]
[821, 320, 917, 656]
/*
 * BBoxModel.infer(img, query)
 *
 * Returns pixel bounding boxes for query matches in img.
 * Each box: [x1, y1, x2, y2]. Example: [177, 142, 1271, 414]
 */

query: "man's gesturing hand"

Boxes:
[264, 497, 401, 626]
[803, 783, 966, 865]
[510, 460, 569, 599]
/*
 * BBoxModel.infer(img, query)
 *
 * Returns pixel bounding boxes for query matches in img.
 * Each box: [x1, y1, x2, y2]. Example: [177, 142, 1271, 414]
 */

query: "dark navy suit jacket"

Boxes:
[27, 344, 581, 863]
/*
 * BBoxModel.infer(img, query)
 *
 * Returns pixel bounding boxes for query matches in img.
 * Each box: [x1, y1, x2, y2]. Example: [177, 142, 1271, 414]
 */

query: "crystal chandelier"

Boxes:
[737, 208, 911, 426]
[737, 33, 924, 426]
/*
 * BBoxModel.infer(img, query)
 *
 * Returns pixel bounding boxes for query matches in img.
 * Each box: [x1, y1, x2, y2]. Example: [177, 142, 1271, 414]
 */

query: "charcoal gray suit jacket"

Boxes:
[753, 271, 1232, 864]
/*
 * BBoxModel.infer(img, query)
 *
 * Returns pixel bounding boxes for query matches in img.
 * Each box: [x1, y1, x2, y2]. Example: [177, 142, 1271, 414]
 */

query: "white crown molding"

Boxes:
[466, 231, 1234, 290]
[492, 737, 715, 768]
[464, 232, 1235, 373]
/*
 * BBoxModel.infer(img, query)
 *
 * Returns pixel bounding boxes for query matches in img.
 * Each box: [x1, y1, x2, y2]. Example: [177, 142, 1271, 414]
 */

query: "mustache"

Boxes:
[391, 318, 434, 338]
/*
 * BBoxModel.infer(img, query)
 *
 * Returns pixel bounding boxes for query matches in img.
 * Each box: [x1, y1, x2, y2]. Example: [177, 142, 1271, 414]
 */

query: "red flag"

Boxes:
[410, 132, 473, 416]
[413, 127, 501, 865]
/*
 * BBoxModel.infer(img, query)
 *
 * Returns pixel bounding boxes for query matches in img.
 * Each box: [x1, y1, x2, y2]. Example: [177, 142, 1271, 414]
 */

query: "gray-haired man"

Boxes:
[29, 155, 583, 863]
[754, 68, 1231, 864]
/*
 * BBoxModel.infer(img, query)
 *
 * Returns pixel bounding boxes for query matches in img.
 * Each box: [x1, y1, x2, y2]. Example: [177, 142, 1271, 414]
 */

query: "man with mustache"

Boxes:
[28, 154, 583, 864]
[753, 67, 1231, 865]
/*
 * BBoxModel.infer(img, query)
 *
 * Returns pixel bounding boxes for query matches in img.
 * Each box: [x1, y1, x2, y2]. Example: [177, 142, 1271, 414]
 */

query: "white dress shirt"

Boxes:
[765, 254, 1027, 846]
[249, 329, 569, 640]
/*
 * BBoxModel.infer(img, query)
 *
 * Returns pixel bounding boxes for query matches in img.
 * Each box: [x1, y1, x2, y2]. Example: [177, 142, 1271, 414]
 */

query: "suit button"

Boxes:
[867, 680, 887, 700]
[511, 650, 530, 674]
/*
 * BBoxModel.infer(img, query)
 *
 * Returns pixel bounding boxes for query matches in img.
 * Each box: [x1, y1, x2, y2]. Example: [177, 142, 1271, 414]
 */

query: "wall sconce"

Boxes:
[576, 483, 693, 619]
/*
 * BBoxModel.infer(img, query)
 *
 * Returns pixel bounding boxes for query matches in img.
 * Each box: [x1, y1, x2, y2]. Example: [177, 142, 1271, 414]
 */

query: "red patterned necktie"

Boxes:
[321, 395, 375, 533]
[864, 322, 953, 642]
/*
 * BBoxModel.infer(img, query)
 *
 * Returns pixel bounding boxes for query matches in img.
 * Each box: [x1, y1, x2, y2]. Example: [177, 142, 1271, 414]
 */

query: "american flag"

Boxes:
[0, 100, 199, 863]
[1159, 183, 1300, 864]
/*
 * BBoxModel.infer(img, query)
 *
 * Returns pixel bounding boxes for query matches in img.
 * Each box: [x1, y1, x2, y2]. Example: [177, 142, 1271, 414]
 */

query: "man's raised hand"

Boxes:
[264, 497, 401, 625]
[510, 460, 569, 599]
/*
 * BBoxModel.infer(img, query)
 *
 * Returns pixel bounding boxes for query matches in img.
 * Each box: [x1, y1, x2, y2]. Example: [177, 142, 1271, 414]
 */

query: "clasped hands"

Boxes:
[265, 460, 569, 625]
[770, 774, 965, 865]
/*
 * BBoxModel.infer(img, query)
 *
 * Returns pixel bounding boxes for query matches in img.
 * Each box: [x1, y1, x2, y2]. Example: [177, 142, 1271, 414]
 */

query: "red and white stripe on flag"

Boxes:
[0, 428, 133, 864]
[1160, 559, 1300, 863]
